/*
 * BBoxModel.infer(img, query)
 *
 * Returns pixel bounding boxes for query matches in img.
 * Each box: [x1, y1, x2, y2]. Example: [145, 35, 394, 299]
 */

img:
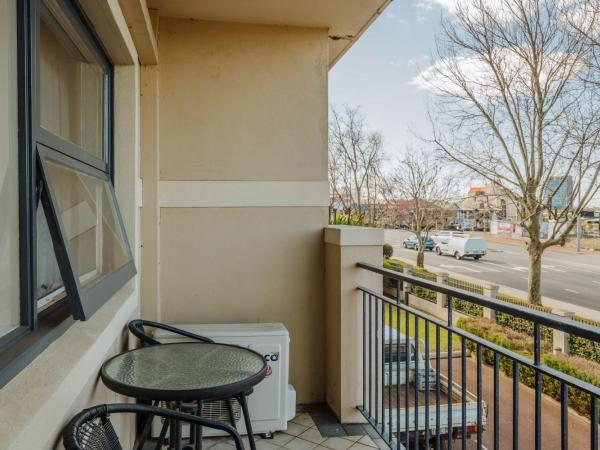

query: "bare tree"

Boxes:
[387, 149, 456, 267]
[329, 106, 386, 225]
[423, 0, 600, 304]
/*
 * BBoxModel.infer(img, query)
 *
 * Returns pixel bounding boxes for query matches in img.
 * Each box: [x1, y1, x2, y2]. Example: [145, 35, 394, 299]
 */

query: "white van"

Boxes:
[435, 236, 487, 260]
[430, 230, 467, 244]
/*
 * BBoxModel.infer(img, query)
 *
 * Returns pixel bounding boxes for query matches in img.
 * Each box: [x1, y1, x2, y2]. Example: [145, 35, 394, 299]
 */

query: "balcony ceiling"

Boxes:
[146, 0, 392, 67]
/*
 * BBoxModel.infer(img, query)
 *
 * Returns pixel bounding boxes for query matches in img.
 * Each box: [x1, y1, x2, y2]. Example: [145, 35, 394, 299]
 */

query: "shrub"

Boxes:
[384, 259, 438, 302]
[495, 293, 553, 341]
[452, 299, 484, 317]
[457, 316, 600, 420]
[383, 243, 394, 259]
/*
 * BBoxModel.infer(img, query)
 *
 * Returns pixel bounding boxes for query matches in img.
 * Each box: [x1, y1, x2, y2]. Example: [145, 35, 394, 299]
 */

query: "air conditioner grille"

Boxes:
[157, 399, 241, 423]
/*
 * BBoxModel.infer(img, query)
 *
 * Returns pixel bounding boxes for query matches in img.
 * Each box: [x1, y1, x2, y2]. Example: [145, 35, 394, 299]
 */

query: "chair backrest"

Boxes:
[128, 319, 214, 347]
[63, 404, 244, 450]
[63, 406, 122, 450]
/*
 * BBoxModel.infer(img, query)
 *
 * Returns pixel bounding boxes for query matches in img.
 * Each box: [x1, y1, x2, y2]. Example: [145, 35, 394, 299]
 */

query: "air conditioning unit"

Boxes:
[151, 323, 295, 437]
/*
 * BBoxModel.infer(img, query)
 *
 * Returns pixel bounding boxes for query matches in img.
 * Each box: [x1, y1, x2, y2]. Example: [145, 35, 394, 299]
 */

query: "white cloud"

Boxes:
[407, 55, 430, 68]
[412, 50, 583, 99]
[386, 12, 407, 24]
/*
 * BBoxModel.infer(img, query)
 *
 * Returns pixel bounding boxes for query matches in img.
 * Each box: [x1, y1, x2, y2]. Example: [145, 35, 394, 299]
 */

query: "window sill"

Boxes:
[0, 280, 138, 449]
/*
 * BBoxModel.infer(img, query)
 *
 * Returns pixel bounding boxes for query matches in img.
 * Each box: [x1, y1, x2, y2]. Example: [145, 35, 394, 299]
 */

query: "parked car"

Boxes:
[435, 236, 487, 260]
[403, 234, 435, 251]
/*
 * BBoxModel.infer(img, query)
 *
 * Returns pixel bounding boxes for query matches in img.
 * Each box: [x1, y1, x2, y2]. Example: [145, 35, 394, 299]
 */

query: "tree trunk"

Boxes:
[416, 247, 425, 268]
[527, 222, 544, 305]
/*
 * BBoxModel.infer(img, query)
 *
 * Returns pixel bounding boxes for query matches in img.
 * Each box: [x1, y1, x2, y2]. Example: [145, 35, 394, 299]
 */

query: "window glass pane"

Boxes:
[40, 1, 104, 160]
[36, 201, 65, 311]
[44, 161, 129, 289]
[0, 0, 20, 337]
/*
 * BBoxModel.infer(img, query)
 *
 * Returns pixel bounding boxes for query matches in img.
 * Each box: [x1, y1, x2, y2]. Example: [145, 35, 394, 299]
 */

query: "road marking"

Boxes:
[439, 264, 482, 273]
[565, 288, 580, 295]
[512, 266, 529, 272]
[593, 281, 600, 285]
[482, 261, 508, 269]
[541, 265, 566, 273]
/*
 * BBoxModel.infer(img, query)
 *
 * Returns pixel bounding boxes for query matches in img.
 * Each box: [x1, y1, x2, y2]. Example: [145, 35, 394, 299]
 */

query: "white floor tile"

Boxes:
[357, 436, 377, 448]
[340, 436, 362, 443]
[209, 442, 236, 450]
[349, 444, 378, 450]
[297, 428, 326, 445]
[267, 432, 295, 447]
[284, 437, 319, 450]
[285, 422, 310, 437]
[255, 439, 283, 450]
[321, 437, 354, 450]
[291, 413, 315, 428]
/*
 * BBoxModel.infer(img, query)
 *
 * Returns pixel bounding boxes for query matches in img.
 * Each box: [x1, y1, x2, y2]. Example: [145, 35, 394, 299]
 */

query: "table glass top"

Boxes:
[103, 343, 265, 392]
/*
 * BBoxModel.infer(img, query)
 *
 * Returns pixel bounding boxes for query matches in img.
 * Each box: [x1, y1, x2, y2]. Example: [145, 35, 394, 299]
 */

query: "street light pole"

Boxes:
[576, 182, 582, 253]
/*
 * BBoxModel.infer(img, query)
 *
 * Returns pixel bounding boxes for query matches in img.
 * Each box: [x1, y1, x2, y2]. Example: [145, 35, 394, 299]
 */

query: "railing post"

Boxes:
[483, 284, 499, 321]
[553, 310, 575, 355]
[436, 272, 449, 319]
[403, 266, 411, 305]
[324, 225, 384, 423]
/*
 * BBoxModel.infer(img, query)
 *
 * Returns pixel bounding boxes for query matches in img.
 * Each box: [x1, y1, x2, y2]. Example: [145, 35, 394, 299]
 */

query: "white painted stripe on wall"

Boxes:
[159, 181, 329, 208]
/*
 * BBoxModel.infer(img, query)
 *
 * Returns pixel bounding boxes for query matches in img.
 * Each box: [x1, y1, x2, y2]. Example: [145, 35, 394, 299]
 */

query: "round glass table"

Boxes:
[101, 342, 267, 450]
[101, 342, 267, 402]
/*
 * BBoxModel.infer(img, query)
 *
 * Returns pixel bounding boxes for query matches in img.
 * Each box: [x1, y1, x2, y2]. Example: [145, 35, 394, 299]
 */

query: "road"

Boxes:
[385, 230, 600, 311]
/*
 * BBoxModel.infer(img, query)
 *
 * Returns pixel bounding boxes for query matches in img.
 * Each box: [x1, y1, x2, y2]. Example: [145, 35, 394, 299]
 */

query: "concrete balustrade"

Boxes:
[324, 225, 384, 423]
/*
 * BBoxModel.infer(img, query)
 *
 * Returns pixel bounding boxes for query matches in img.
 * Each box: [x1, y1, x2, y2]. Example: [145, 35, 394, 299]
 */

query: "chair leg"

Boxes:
[226, 398, 237, 429]
[174, 402, 183, 450]
[155, 418, 170, 450]
[195, 401, 203, 450]
[134, 400, 158, 450]
[238, 394, 256, 450]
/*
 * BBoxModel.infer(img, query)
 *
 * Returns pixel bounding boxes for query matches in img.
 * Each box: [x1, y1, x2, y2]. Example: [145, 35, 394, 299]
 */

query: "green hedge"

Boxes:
[383, 259, 437, 302]
[458, 316, 600, 419]
[452, 299, 484, 317]
[570, 316, 600, 362]
[495, 293, 553, 341]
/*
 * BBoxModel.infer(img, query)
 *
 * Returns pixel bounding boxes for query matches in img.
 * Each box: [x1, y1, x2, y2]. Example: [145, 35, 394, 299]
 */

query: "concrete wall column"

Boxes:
[324, 225, 384, 423]
[553, 310, 575, 355]
[483, 284, 499, 321]
[140, 65, 160, 321]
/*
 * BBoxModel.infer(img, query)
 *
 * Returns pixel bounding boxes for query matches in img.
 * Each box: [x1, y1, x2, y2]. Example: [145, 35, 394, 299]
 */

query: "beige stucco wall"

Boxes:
[157, 19, 328, 181]
[160, 207, 328, 401]
[147, 18, 330, 403]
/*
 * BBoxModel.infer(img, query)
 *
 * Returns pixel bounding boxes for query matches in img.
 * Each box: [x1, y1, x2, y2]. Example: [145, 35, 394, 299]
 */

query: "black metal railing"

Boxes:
[356, 262, 600, 450]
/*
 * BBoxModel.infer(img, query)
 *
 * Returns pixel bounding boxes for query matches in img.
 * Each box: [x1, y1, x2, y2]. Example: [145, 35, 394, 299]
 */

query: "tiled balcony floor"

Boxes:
[202, 413, 388, 450]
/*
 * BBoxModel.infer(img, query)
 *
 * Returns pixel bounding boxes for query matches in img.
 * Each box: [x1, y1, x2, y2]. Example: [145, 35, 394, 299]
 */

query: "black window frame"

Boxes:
[0, 0, 135, 387]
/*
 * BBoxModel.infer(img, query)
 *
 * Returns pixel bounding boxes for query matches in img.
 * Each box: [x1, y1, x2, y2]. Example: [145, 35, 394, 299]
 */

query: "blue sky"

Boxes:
[329, 0, 445, 160]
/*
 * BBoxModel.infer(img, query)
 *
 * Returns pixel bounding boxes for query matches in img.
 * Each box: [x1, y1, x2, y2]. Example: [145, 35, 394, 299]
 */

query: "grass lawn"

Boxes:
[384, 308, 462, 351]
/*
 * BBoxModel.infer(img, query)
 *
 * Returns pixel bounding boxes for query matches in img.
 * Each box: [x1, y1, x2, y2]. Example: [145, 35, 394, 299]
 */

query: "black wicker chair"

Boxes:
[128, 319, 215, 347]
[62, 403, 244, 450]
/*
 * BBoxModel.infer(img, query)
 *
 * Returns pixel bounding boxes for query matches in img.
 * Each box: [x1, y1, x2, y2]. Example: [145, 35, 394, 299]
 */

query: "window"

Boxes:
[0, 0, 20, 340]
[0, 0, 135, 385]
[38, 146, 134, 319]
